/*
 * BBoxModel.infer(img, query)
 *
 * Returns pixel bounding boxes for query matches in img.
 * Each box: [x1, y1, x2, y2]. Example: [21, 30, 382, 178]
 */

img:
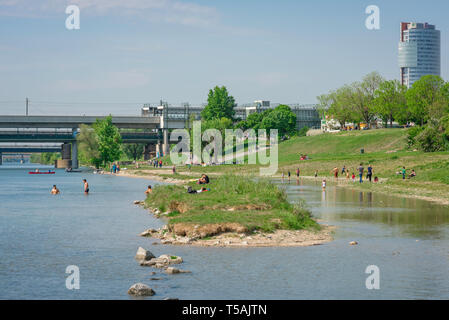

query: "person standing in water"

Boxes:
[322, 179, 327, 190]
[288, 171, 291, 182]
[50, 185, 60, 194]
[82, 179, 89, 194]
[296, 168, 300, 179]
[145, 185, 152, 195]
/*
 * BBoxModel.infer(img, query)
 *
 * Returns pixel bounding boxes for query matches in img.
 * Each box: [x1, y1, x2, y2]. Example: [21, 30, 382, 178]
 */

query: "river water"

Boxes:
[1, 165, 448, 299]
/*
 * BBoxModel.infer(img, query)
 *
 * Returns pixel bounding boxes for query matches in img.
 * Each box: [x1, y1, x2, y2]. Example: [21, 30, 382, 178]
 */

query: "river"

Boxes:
[0, 164, 448, 299]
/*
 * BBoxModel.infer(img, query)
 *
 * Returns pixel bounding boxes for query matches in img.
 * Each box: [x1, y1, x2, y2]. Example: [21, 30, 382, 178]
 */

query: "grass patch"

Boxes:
[145, 175, 320, 234]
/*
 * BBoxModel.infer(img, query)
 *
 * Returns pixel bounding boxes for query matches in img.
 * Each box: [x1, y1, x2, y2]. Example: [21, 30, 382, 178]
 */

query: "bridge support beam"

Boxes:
[162, 128, 169, 156]
[71, 140, 78, 169]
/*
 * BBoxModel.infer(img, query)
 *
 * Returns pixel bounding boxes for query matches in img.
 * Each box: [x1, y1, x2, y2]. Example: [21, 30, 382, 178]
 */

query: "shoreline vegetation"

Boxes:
[138, 175, 334, 247]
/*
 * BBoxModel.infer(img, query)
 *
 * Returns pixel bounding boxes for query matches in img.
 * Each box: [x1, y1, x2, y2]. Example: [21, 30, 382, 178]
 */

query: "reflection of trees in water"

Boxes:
[333, 188, 449, 238]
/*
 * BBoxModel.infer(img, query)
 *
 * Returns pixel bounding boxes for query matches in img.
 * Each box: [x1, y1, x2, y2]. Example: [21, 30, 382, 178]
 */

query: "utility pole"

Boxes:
[26, 98, 29, 116]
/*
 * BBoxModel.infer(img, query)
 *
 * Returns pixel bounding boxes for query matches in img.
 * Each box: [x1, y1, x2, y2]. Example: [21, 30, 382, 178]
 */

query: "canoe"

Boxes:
[28, 172, 55, 174]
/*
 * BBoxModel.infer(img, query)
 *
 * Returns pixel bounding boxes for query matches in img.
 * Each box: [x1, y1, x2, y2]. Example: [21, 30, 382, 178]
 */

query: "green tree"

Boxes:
[327, 86, 355, 128]
[201, 86, 236, 121]
[350, 72, 384, 127]
[261, 104, 297, 137]
[122, 143, 145, 161]
[93, 115, 122, 167]
[77, 124, 101, 168]
[372, 80, 407, 127]
[406, 75, 448, 126]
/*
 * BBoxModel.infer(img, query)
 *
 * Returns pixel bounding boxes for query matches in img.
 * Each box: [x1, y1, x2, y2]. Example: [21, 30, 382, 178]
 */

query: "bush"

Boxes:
[415, 125, 447, 152]
[407, 126, 424, 148]
[298, 126, 309, 137]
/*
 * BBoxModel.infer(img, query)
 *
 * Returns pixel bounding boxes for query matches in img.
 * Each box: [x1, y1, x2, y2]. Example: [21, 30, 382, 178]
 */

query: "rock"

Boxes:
[165, 267, 191, 275]
[349, 241, 358, 246]
[241, 241, 248, 246]
[135, 247, 156, 261]
[150, 278, 163, 281]
[133, 200, 143, 205]
[140, 255, 183, 268]
[163, 297, 179, 300]
[127, 283, 155, 296]
[139, 229, 157, 237]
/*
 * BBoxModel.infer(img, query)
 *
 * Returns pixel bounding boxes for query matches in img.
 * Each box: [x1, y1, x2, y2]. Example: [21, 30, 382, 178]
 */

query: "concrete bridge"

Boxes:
[0, 115, 167, 169]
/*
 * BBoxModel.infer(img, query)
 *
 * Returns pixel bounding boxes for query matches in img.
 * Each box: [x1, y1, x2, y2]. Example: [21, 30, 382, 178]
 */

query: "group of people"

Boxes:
[397, 167, 416, 179]
[50, 179, 89, 195]
[150, 159, 164, 168]
[111, 163, 120, 174]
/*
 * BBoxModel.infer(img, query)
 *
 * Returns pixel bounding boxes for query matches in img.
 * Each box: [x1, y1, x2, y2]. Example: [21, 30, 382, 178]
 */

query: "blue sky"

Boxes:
[0, 0, 448, 115]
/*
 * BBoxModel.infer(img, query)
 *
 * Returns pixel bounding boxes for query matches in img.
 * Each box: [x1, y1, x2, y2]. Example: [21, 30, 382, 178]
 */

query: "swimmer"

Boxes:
[50, 185, 60, 195]
[145, 185, 152, 195]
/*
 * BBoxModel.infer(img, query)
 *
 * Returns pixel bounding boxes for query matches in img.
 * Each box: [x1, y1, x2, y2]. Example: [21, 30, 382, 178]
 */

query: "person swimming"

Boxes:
[50, 185, 60, 195]
[82, 179, 89, 194]
[145, 185, 152, 194]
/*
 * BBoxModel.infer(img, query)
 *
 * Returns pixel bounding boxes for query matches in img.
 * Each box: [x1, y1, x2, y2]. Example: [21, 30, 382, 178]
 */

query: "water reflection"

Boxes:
[274, 179, 449, 240]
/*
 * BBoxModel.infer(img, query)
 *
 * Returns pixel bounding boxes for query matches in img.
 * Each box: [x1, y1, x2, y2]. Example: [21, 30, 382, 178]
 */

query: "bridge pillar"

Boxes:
[163, 128, 169, 156]
[71, 140, 78, 169]
[0, 152, 2, 165]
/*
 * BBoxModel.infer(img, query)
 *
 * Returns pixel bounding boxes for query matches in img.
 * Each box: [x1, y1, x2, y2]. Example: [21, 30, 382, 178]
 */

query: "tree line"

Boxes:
[318, 72, 449, 151]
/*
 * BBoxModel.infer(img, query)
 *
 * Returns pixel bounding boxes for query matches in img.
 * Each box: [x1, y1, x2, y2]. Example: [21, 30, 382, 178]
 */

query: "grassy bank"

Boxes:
[145, 175, 320, 235]
[129, 128, 449, 206]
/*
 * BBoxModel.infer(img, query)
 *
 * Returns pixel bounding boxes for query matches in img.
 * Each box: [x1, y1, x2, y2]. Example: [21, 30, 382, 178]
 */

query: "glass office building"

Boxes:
[398, 22, 441, 88]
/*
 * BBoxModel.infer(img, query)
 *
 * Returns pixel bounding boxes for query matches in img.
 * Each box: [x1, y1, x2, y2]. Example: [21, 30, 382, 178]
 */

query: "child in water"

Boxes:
[322, 179, 326, 190]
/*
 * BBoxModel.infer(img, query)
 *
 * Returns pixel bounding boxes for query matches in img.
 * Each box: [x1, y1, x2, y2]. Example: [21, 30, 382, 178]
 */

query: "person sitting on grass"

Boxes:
[198, 174, 210, 185]
[145, 185, 152, 195]
[409, 170, 416, 178]
[374, 176, 379, 183]
[50, 185, 60, 195]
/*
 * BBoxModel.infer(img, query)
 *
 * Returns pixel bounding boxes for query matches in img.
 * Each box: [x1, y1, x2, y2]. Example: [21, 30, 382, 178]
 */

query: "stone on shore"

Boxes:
[349, 241, 358, 246]
[127, 283, 155, 296]
[133, 200, 144, 205]
[135, 247, 155, 261]
[139, 229, 157, 237]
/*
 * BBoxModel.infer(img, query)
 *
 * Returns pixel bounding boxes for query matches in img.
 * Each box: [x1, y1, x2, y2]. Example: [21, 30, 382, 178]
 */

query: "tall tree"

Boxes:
[350, 72, 384, 127]
[406, 75, 448, 126]
[372, 80, 407, 127]
[327, 86, 355, 128]
[201, 86, 236, 121]
[93, 115, 122, 167]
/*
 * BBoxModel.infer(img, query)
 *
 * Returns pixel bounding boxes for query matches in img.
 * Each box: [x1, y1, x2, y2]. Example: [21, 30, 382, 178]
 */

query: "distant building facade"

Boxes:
[399, 22, 441, 88]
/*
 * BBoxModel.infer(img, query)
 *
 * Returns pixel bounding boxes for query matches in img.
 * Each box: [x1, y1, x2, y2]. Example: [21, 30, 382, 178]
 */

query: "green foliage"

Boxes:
[407, 126, 424, 148]
[122, 143, 145, 161]
[201, 86, 236, 121]
[298, 126, 309, 137]
[373, 80, 407, 127]
[77, 124, 101, 168]
[414, 125, 447, 152]
[94, 115, 122, 167]
[261, 104, 297, 137]
[406, 75, 448, 126]
[30, 152, 61, 165]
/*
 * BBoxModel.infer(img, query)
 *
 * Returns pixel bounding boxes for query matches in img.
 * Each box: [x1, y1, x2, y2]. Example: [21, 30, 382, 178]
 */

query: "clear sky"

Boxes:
[0, 0, 448, 115]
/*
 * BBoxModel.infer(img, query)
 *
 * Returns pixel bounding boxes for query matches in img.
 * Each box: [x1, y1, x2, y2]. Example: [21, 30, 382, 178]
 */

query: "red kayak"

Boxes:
[28, 172, 55, 174]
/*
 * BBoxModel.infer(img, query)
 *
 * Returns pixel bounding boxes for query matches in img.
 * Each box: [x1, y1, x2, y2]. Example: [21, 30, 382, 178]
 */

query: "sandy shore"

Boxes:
[140, 224, 335, 248]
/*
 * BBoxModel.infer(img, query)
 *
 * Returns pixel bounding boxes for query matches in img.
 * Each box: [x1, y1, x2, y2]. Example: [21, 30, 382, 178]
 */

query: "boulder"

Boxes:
[127, 283, 155, 296]
[165, 267, 191, 274]
[133, 200, 144, 205]
[349, 241, 358, 246]
[140, 255, 183, 268]
[135, 247, 155, 261]
[139, 229, 157, 237]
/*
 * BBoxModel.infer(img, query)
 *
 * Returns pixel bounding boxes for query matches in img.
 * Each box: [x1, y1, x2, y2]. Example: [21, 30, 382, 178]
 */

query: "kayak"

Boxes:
[28, 172, 55, 174]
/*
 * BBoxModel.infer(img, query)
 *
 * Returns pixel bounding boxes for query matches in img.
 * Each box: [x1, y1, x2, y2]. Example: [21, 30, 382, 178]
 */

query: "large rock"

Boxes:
[135, 247, 155, 261]
[127, 283, 155, 296]
[140, 255, 183, 268]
